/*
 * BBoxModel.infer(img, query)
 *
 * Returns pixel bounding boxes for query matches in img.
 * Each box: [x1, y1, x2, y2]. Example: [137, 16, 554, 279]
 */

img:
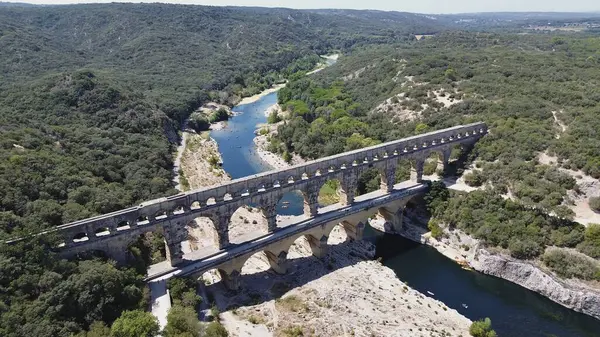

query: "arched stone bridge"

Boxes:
[16, 122, 487, 287]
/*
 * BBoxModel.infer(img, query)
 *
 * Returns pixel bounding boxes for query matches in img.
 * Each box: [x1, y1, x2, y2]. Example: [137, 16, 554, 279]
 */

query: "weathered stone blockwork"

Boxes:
[11, 123, 486, 287]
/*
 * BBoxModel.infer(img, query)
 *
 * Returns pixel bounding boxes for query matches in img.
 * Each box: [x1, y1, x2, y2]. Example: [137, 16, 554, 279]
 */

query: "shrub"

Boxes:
[188, 113, 210, 132]
[267, 111, 282, 124]
[209, 108, 229, 123]
[542, 248, 600, 281]
[508, 238, 542, 259]
[463, 170, 485, 187]
[590, 197, 600, 213]
[111, 310, 159, 337]
[163, 305, 200, 337]
[469, 318, 497, 337]
[205, 321, 229, 337]
[428, 220, 444, 239]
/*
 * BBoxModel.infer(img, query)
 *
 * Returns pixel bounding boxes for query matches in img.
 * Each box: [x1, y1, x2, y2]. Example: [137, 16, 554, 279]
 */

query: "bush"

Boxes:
[188, 113, 210, 132]
[508, 238, 543, 259]
[463, 170, 485, 187]
[164, 305, 200, 337]
[469, 318, 497, 337]
[209, 108, 229, 123]
[590, 197, 600, 213]
[111, 310, 159, 337]
[577, 224, 600, 258]
[428, 219, 444, 239]
[205, 321, 229, 337]
[542, 248, 600, 281]
[267, 111, 282, 124]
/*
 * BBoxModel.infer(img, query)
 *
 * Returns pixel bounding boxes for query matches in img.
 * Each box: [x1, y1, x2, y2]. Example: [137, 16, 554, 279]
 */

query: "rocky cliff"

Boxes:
[470, 249, 600, 320]
[385, 217, 600, 321]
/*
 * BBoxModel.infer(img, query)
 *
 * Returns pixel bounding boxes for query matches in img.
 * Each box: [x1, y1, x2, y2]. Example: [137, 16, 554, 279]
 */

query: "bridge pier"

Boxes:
[303, 183, 320, 217]
[378, 206, 406, 233]
[380, 165, 397, 193]
[164, 222, 185, 266]
[307, 234, 328, 258]
[218, 269, 241, 291]
[410, 159, 424, 183]
[437, 148, 452, 174]
[266, 250, 288, 274]
[342, 220, 365, 241]
[339, 173, 358, 205]
[259, 200, 278, 232]
[211, 214, 230, 249]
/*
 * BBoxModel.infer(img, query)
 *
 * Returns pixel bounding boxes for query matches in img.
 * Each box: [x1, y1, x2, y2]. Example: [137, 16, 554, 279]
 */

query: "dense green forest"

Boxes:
[2, 3, 600, 335]
[270, 31, 600, 270]
[0, 4, 450, 336]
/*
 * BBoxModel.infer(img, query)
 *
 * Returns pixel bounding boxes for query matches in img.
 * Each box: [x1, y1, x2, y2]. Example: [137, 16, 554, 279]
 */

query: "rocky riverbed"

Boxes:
[200, 225, 473, 337]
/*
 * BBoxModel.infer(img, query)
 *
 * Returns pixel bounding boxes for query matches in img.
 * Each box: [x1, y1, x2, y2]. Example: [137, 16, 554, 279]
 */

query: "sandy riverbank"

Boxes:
[237, 83, 287, 106]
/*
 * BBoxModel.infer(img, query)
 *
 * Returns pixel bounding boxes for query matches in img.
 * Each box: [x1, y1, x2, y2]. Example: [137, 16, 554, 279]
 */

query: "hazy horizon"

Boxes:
[3, 0, 599, 15]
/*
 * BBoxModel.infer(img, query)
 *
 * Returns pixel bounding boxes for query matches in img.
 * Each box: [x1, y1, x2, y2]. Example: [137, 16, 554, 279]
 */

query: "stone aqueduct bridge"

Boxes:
[34, 122, 486, 288]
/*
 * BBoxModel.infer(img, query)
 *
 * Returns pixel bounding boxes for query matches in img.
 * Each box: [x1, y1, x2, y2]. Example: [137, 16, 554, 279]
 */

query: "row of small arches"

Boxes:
[64, 128, 484, 244]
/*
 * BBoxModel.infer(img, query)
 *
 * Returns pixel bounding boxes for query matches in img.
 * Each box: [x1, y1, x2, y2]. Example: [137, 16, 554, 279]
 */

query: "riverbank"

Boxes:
[237, 83, 287, 106]
[202, 223, 473, 336]
[382, 212, 600, 321]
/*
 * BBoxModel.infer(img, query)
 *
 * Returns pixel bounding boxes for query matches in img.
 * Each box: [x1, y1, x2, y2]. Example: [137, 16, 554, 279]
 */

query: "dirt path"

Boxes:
[552, 110, 567, 138]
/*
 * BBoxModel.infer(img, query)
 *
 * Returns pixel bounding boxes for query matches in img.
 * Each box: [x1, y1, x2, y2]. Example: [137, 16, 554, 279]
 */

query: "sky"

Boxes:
[13, 0, 600, 14]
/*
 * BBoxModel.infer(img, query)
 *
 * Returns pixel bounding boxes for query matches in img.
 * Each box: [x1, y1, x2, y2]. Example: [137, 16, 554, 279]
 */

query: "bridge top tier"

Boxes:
[17, 122, 487, 239]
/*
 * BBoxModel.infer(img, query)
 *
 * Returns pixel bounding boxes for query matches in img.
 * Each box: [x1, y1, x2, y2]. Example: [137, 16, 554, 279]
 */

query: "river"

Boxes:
[208, 61, 600, 337]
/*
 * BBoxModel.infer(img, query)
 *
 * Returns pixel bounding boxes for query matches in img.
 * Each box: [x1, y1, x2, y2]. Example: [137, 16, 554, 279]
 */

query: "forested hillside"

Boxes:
[271, 31, 600, 268]
[0, 4, 447, 336]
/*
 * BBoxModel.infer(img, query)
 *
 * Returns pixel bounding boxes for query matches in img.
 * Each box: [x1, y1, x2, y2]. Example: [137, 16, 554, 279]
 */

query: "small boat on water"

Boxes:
[281, 205, 289, 209]
[282, 201, 290, 205]
[427, 291, 435, 296]
[462, 303, 468, 309]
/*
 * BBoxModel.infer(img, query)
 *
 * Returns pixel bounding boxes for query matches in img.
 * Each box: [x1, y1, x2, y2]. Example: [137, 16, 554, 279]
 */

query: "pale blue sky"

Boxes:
[18, 0, 600, 14]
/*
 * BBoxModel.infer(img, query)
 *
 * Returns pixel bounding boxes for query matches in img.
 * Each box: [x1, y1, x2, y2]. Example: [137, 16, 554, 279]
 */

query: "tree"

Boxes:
[469, 318, 497, 337]
[204, 322, 229, 337]
[463, 171, 485, 187]
[209, 108, 229, 123]
[111, 310, 159, 337]
[188, 114, 210, 132]
[590, 197, 600, 213]
[163, 306, 200, 337]
[428, 219, 444, 239]
[282, 151, 292, 163]
[267, 111, 281, 124]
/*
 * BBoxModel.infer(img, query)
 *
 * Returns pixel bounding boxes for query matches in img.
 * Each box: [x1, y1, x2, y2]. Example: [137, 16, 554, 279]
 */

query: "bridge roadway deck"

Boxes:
[146, 180, 426, 281]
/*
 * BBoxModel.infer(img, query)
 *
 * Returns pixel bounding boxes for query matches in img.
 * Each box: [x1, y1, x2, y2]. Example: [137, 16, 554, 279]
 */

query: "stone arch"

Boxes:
[126, 226, 168, 267]
[228, 204, 269, 244]
[154, 210, 168, 220]
[276, 188, 308, 217]
[190, 200, 202, 210]
[137, 215, 150, 226]
[116, 220, 131, 231]
[421, 148, 450, 178]
[240, 250, 285, 277]
[183, 214, 219, 252]
[316, 177, 342, 210]
[75, 249, 110, 262]
[95, 227, 111, 237]
[172, 205, 186, 215]
[287, 234, 320, 261]
[326, 223, 351, 245]
[72, 232, 89, 243]
[206, 197, 217, 205]
[356, 166, 381, 196]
